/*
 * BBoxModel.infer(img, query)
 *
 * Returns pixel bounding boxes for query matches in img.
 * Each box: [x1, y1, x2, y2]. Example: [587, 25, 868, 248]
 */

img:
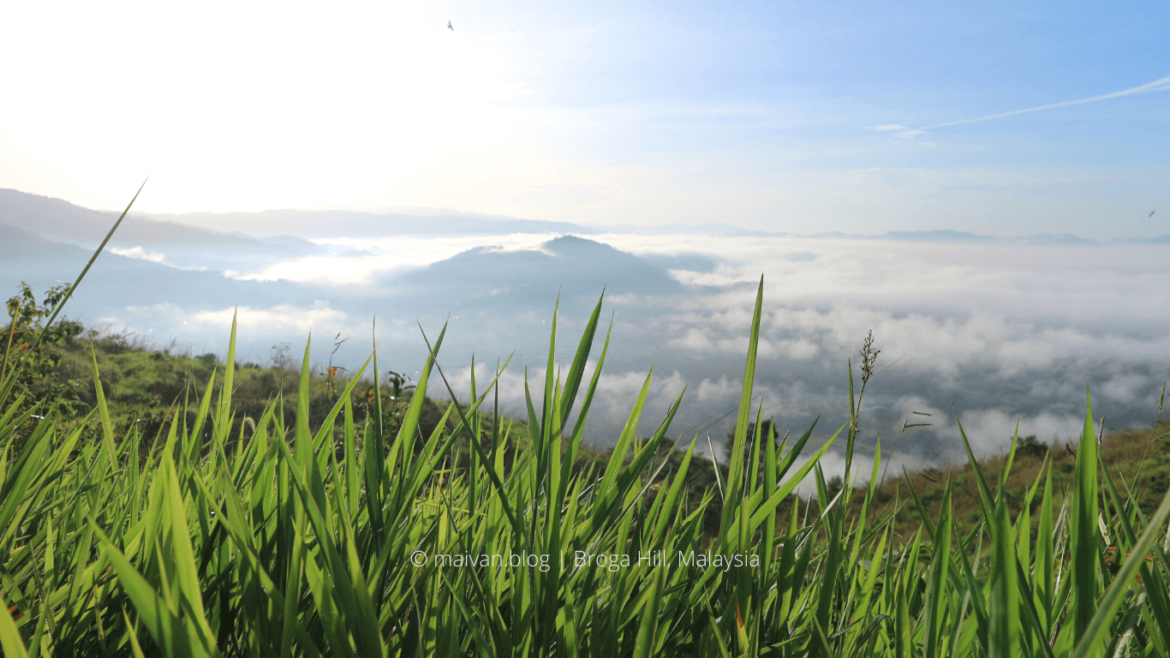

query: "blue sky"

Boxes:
[1, 0, 1167, 238]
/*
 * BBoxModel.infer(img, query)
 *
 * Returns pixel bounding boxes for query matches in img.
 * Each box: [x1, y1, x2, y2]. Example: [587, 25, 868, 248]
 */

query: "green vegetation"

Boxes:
[2, 280, 452, 454]
[3, 282, 86, 420]
[2, 278, 1170, 657]
[847, 423, 1170, 547]
[3, 188, 1170, 656]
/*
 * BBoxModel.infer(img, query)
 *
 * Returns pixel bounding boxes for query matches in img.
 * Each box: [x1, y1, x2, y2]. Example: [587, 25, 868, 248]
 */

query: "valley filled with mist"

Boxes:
[5, 187, 1168, 485]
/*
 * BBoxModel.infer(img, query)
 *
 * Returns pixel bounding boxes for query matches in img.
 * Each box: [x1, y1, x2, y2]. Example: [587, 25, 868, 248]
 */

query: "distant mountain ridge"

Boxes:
[0, 221, 79, 258]
[142, 208, 596, 238]
[2, 188, 1168, 245]
[0, 189, 312, 250]
[0, 189, 324, 271]
[726, 228, 1130, 245]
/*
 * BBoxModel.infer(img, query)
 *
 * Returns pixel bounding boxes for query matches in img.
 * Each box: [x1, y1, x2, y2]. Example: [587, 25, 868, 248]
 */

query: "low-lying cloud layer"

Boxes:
[7, 224, 1168, 479]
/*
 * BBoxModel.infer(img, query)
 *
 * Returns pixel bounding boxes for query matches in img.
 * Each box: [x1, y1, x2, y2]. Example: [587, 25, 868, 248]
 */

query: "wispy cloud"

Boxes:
[894, 74, 1170, 135]
[110, 245, 167, 264]
[108, 246, 211, 271]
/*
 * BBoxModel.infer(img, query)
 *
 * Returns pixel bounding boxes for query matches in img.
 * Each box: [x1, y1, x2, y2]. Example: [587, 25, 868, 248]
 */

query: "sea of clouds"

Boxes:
[60, 232, 1170, 486]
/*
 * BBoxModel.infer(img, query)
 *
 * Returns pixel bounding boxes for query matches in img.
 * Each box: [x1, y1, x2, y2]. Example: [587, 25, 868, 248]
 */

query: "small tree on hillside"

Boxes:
[1016, 434, 1049, 458]
[2, 282, 86, 418]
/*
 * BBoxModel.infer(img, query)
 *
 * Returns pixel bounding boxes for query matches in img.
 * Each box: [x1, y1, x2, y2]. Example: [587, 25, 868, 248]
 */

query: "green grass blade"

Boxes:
[92, 521, 209, 658]
[33, 178, 147, 351]
[558, 290, 605, 434]
[720, 275, 764, 538]
[923, 481, 952, 658]
[0, 591, 29, 658]
[632, 565, 665, 658]
[1070, 389, 1099, 648]
[214, 311, 237, 441]
[989, 494, 1020, 658]
[90, 345, 118, 473]
[746, 423, 843, 536]
[1074, 453, 1170, 658]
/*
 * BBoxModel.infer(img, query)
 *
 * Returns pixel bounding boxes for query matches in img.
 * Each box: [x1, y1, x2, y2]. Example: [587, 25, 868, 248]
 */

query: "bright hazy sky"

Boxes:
[2, 1, 1167, 238]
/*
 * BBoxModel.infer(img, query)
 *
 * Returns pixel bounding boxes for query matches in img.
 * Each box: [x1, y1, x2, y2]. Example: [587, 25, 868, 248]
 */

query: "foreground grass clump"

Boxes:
[2, 282, 1170, 657]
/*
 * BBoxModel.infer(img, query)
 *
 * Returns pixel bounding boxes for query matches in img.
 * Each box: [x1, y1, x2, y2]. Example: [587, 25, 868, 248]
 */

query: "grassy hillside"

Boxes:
[49, 332, 441, 445]
[45, 328, 729, 508]
[18, 297, 1170, 553]
[5, 269, 1170, 656]
[845, 420, 1170, 546]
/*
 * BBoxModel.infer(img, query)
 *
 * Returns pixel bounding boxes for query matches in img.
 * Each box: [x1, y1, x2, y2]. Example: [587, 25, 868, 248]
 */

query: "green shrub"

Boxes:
[2, 282, 86, 419]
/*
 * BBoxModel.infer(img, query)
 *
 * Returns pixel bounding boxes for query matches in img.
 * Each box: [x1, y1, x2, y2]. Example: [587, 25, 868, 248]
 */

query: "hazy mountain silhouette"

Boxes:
[1015, 233, 1098, 246]
[1109, 235, 1170, 245]
[0, 217, 320, 324]
[879, 230, 997, 243]
[1, 189, 1125, 248]
[0, 189, 324, 271]
[398, 235, 688, 296]
[0, 221, 78, 258]
[145, 208, 595, 238]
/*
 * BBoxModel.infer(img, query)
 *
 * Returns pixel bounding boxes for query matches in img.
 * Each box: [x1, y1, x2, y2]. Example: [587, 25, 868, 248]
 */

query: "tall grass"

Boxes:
[2, 185, 1170, 655]
[1, 279, 1169, 657]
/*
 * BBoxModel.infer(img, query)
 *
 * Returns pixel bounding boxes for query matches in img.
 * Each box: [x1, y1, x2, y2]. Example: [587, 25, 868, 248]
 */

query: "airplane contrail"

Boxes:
[910, 74, 1170, 133]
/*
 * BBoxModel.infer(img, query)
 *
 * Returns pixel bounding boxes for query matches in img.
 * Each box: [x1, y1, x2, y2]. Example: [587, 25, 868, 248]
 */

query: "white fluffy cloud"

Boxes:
[110, 246, 167, 264]
[181, 302, 349, 336]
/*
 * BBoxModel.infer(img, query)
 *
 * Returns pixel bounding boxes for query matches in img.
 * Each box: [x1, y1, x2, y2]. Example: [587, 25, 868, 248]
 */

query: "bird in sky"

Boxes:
[448, 20, 454, 31]
[1151, 210, 1156, 218]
